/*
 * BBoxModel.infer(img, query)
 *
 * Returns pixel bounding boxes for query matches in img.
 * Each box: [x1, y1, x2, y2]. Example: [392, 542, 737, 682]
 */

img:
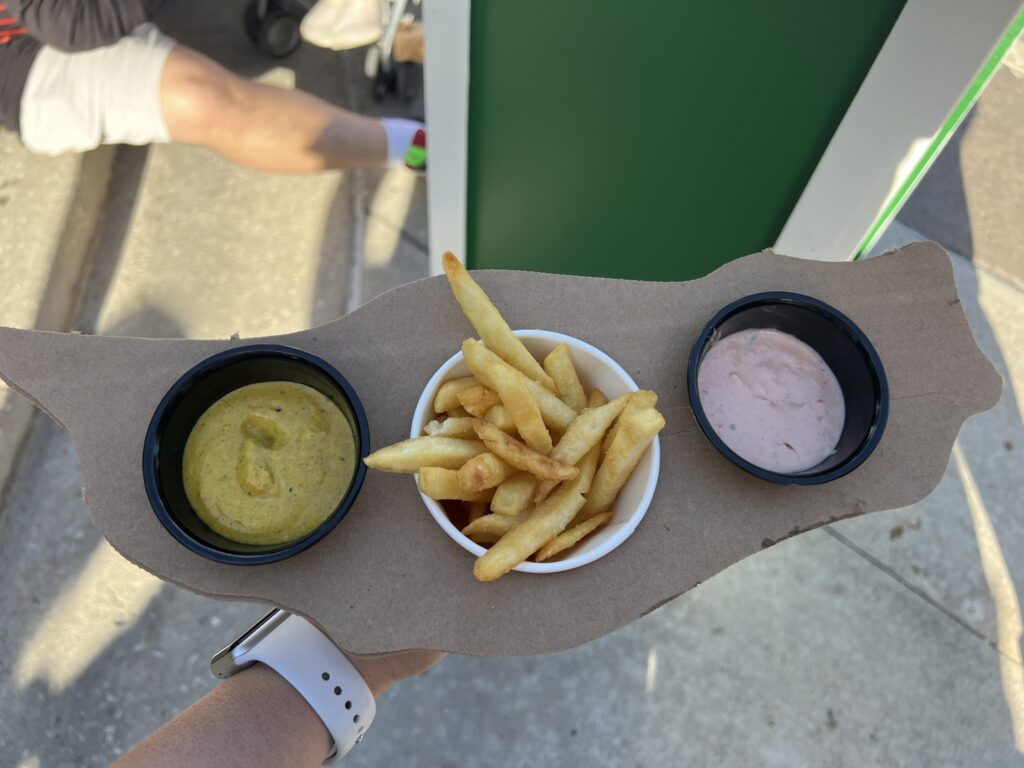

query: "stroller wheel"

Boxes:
[259, 11, 302, 58]
[243, 0, 262, 44]
[374, 66, 397, 102]
[396, 61, 419, 103]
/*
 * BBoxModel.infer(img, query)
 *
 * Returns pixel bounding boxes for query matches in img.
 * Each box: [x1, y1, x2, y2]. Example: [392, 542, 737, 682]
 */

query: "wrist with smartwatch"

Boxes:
[211, 609, 375, 765]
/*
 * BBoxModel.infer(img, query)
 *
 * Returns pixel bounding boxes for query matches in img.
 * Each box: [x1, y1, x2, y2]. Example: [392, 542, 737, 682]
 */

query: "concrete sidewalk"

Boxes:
[1, 8, 1022, 767]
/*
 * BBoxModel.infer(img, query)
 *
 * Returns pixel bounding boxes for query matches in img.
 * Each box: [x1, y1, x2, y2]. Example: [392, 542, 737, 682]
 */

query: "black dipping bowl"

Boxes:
[143, 345, 369, 564]
[687, 292, 888, 485]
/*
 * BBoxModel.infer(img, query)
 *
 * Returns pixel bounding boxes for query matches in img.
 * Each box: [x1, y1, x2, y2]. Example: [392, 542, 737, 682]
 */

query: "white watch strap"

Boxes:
[242, 614, 376, 765]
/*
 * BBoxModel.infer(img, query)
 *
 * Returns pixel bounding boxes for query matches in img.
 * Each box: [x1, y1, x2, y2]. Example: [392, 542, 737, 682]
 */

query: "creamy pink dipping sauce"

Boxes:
[697, 328, 845, 473]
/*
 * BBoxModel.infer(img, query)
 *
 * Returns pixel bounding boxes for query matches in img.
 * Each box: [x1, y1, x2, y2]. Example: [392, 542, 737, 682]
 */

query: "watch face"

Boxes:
[210, 609, 287, 677]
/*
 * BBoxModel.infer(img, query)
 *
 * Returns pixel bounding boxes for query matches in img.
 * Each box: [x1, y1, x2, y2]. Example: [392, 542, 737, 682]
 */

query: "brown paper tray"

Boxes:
[0, 243, 1000, 656]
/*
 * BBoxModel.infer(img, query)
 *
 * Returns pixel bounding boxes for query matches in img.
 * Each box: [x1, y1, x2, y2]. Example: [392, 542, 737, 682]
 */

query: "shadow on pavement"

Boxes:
[898, 109, 976, 259]
[76, 147, 151, 335]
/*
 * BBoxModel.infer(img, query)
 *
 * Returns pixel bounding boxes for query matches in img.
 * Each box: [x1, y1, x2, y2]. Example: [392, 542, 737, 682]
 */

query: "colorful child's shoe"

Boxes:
[405, 128, 426, 172]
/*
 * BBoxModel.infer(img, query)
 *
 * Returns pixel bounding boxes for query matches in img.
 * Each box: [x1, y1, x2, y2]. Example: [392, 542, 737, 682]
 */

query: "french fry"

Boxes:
[561, 388, 608, 501]
[463, 339, 577, 431]
[581, 407, 665, 518]
[472, 419, 578, 481]
[565, 443, 603, 523]
[533, 393, 632, 502]
[458, 386, 501, 417]
[602, 390, 658, 455]
[434, 376, 479, 413]
[442, 252, 556, 391]
[418, 467, 495, 502]
[364, 437, 486, 473]
[543, 343, 586, 412]
[490, 472, 536, 516]
[484, 360, 551, 454]
[423, 417, 477, 439]
[462, 510, 527, 540]
[467, 501, 488, 523]
[534, 512, 613, 562]
[457, 452, 517, 492]
[361, 253, 666, 582]
[526, 379, 578, 431]
[466, 530, 502, 545]
[567, 441, 601, 496]
[483, 404, 517, 434]
[538, 431, 603, 511]
[555, 392, 631, 462]
[473, 484, 587, 581]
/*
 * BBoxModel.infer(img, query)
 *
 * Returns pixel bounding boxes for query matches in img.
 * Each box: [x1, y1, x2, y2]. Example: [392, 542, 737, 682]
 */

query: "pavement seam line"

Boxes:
[345, 170, 367, 314]
[341, 51, 366, 314]
[824, 525, 1021, 666]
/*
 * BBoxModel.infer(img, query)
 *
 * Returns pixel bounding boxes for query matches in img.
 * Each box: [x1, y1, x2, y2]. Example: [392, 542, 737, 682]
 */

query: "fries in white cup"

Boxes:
[365, 253, 663, 580]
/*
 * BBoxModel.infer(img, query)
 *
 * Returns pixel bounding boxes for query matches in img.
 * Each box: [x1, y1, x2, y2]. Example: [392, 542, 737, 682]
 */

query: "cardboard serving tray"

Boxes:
[0, 243, 1001, 656]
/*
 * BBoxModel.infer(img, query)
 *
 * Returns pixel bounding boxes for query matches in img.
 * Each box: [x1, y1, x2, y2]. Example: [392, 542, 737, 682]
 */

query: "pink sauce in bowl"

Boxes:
[696, 329, 845, 474]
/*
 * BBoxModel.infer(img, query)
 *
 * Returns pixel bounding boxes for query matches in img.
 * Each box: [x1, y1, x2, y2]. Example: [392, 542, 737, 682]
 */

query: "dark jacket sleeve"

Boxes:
[5, 0, 157, 51]
[0, 34, 43, 134]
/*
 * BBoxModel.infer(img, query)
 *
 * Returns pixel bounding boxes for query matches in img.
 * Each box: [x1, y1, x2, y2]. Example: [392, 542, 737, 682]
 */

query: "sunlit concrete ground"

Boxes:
[0, 11, 1022, 768]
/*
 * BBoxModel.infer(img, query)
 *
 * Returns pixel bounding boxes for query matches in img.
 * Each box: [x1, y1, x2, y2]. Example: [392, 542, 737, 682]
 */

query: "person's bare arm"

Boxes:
[114, 664, 331, 768]
[114, 650, 443, 768]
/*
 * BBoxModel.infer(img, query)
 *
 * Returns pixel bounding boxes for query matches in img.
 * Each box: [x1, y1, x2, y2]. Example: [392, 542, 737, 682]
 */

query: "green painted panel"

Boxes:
[466, 1, 907, 280]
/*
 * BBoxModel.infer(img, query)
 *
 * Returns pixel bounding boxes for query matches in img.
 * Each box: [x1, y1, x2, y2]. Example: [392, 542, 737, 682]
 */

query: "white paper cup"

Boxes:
[411, 330, 660, 574]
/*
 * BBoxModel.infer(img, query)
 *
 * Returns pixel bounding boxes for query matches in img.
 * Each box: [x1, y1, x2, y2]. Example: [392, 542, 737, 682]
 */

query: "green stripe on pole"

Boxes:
[854, 5, 1024, 259]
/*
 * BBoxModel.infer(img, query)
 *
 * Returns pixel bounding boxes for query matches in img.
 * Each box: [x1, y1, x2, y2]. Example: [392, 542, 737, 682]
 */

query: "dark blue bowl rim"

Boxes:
[686, 291, 889, 486]
[142, 344, 370, 565]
